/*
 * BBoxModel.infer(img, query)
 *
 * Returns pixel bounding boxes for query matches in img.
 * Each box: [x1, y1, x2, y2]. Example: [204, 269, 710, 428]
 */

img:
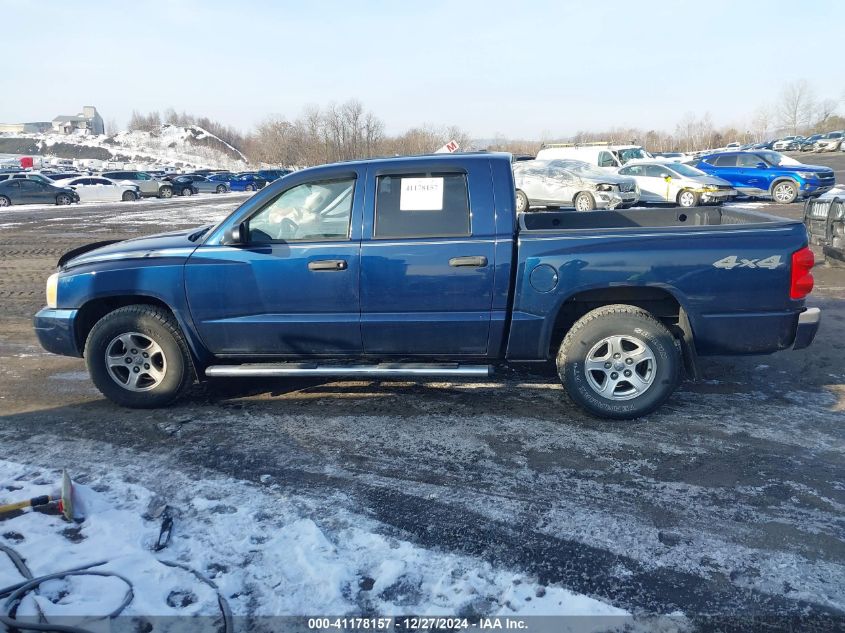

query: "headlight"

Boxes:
[46, 272, 59, 308]
[596, 184, 614, 192]
[797, 172, 817, 179]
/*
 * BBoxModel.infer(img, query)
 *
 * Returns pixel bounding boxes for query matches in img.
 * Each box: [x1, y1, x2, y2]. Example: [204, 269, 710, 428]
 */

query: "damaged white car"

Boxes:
[618, 160, 736, 207]
[513, 159, 640, 212]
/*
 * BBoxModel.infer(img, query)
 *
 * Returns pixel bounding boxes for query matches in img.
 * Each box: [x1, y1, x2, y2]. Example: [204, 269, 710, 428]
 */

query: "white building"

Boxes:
[51, 106, 105, 136]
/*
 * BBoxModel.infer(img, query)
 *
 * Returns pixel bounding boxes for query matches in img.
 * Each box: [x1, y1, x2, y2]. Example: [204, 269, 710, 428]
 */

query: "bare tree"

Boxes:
[814, 98, 840, 129]
[776, 80, 815, 135]
[751, 106, 772, 142]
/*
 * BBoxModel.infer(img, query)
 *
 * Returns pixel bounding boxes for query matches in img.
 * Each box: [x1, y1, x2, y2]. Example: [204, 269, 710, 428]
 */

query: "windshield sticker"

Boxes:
[400, 177, 444, 211]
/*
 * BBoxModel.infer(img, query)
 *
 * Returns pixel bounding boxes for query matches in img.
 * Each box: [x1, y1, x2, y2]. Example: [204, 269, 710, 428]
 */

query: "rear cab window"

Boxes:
[374, 173, 470, 239]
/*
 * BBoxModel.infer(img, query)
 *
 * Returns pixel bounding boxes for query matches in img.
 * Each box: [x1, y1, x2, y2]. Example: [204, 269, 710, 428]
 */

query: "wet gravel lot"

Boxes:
[0, 157, 843, 629]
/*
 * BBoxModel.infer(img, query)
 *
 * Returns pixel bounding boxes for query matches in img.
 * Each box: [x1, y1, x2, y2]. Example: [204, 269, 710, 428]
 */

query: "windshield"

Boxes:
[755, 151, 792, 166]
[665, 163, 706, 178]
[617, 147, 652, 163]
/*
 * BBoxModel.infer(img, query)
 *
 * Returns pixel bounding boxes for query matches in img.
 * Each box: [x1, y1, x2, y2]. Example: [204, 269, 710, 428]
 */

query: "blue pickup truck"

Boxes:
[692, 150, 835, 203]
[34, 153, 820, 419]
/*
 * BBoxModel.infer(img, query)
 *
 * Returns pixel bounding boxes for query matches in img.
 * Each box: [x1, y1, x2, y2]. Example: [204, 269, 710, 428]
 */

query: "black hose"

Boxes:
[0, 543, 232, 633]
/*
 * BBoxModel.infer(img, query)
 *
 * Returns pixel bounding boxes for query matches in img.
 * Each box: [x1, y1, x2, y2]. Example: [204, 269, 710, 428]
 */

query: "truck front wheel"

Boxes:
[556, 305, 681, 419]
[84, 305, 194, 408]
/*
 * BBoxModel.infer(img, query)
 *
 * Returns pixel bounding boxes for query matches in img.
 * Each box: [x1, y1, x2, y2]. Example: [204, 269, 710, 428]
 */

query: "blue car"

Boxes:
[206, 173, 266, 192]
[692, 150, 835, 203]
[257, 169, 292, 182]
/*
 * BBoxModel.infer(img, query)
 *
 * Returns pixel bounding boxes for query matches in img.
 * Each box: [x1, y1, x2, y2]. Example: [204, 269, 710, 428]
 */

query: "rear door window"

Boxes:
[374, 173, 470, 239]
[713, 154, 737, 167]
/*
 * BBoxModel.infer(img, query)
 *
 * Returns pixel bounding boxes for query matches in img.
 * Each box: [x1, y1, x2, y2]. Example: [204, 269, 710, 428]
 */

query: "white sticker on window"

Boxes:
[399, 177, 444, 211]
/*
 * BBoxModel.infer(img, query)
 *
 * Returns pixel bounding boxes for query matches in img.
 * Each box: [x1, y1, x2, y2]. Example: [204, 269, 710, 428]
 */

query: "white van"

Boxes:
[535, 142, 653, 169]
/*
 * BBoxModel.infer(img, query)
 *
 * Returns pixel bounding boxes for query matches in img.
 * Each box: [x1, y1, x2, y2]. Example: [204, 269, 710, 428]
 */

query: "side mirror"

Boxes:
[756, 162, 767, 169]
[226, 221, 248, 245]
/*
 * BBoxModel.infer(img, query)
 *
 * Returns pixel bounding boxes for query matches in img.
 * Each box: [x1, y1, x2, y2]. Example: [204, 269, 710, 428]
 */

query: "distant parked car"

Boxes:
[0, 172, 57, 185]
[101, 171, 173, 198]
[750, 140, 776, 150]
[692, 150, 835, 203]
[652, 152, 686, 161]
[234, 172, 268, 191]
[162, 175, 200, 197]
[65, 176, 140, 202]
[815, 131, 843, 152]
[41, 172, 84, 182]
[207, 172, 267, 192]
[618, 160, 736, 207]
[799, 134, 823, 152]
[180, 174, 231, 194]
[773, 136, 803, 151]
[257, 169, 292, 182]
[513, 159, 639, 212]
[0, 178, 79, 207]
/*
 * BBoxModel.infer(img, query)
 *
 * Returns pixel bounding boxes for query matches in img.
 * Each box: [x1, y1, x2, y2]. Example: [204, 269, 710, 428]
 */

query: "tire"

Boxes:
[515, 189, 530, 213]
[159, 186, 173, 199]
[0, 195, 10, 207]
[56, 194, 72, 205]
[771, 180, 798, 204]
[556, 305, 681, 420]
[215, 185, 227, 194]
[84, 305, 194, 408]
[677, 189, 699, 208]
[245, 184, 255, 192]
[181, 187, 193, 196]
[574, 192, 595, 211]
[121, 191, 135, 202]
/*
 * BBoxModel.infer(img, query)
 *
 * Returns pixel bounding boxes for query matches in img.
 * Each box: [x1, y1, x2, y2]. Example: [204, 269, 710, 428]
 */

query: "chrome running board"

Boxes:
[205, 363, 493, 378]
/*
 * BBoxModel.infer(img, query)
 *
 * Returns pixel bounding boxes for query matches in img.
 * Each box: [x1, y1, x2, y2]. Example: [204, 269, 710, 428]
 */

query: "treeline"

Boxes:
[124, 78, 843, 166]
[243, 100, 471, 166]
[126, 100, 471, 167]
[555, 80, 844, 152]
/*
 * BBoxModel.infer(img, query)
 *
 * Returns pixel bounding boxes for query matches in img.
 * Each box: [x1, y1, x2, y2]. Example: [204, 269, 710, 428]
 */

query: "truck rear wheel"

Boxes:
[84, 305, 194, 408]
[556, 305, 681, 419]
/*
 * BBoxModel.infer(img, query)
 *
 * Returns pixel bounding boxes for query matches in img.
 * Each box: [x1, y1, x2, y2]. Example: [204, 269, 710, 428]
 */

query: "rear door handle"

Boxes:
[308, 259, 348, 271]
[449, 256, 488, 267]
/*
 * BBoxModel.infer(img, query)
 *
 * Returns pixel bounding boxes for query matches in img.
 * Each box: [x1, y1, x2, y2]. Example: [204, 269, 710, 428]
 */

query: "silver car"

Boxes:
[618, 160, 736, 207]
[513, 159, 640, 212]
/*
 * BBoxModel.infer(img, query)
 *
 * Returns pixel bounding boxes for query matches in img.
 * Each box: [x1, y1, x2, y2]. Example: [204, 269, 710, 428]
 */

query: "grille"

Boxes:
[618, 182, 634, 193]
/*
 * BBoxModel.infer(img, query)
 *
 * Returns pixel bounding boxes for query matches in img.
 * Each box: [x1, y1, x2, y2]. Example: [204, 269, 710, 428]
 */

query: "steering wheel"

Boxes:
[277, 217, 298, 240]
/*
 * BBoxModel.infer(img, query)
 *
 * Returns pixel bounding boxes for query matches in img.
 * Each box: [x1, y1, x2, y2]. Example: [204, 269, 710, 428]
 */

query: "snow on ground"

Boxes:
[0, 455, 632, 628]
[3, 124, 249, 171]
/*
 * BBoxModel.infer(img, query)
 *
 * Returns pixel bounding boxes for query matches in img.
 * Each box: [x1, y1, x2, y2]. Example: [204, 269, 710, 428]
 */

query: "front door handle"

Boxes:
[449, 256, 488, 268]
[308, 259, 348, 271]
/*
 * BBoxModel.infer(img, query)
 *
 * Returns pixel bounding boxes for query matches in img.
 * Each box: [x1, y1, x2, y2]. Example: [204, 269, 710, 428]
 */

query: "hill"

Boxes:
[0, 124, 250, 170]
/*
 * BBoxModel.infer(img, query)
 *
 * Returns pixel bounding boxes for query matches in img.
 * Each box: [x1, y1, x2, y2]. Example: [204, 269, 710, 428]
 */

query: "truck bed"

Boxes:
[508, 205, 810, 361]
[518, 206, 795, 232]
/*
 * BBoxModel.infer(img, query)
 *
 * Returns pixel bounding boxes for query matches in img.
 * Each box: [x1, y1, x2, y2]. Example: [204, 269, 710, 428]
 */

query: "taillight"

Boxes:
[790, 247, 815, 300]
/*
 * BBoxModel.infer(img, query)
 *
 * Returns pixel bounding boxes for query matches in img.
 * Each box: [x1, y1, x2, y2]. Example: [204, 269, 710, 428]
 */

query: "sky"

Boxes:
[0, 0, 841, 139]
